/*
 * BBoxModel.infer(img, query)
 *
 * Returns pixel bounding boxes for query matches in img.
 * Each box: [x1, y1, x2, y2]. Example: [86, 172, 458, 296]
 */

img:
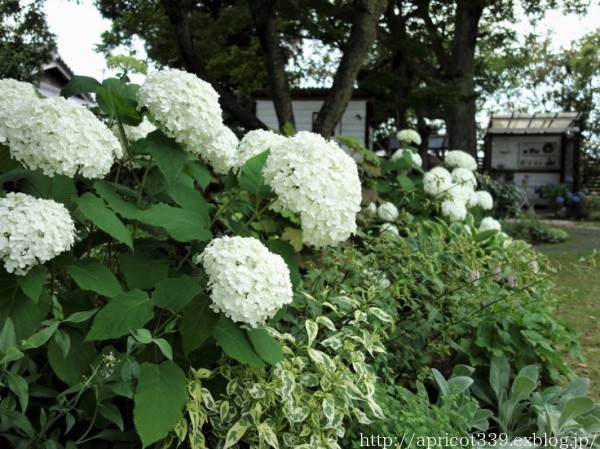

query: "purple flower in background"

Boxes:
[556, 196, 565, 204]
[566, 191, 574, 199]
[572, 196, 580, 203]
[566, 176, 574, 184]
[578, 191, 586, 197]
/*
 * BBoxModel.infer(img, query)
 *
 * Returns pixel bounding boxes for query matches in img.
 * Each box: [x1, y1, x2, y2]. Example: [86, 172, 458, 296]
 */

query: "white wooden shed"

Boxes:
[253, 88, 373, 148]
[483, 112, 582, 204]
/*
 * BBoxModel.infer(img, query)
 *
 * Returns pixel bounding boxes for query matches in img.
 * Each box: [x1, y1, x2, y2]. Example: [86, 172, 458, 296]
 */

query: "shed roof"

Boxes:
[486, 112, 582, 135]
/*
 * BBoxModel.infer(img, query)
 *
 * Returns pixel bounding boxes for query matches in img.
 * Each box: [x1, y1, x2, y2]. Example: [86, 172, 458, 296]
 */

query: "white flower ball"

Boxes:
[451, 167, 477, 189]
[137, 69, 222, 156]
[423, 167, 453, 196]
[379, 223, 399, 238]
[0, 193, 75, 275]
[364, 202, 377, 216]
[235, 129, 287, 170]
[479, 217, 502, 232]
[113, 118, 156, 143]
[391, 149, 422, 168]
[396, 129, 422, 146]
[448, 184, 478, 207]
[475, 190, 494, 210]
[444, 150, 477, 171]
[5, 97, 123, 178]
[197, 236, 293, 327]
[263, 131, 362, 247]
[0, 79, 39, 142]
[377, 202, 399, 222]
[202, 125, 239, 174]
[411, 152, 423, 167]
[441, 198, 467, 222]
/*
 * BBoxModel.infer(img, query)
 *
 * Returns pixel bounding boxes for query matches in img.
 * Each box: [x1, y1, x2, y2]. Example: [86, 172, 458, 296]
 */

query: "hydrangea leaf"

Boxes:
[86, 290, 154, 341]
[93, 181, 139, 219]
[75, 193, 133, 249]
[152, 277, 203, 312]
[397, 174, 415, 191]
[181, 293, 219, 356]
[48, 328, 96, 386]
[238, 150, 275, 196]
[17, 264, 47, 303]
[96, 85, 142, 126]
[184, 160, 212, 190]
[247, 327, 284, 366]
[22, 171, 77, 210]
[68, 259, 123, 298]
[136, 203, 212, 242]
[134, 361, 187, 448]
[60, 75, 101, 99]
[119, 250, 169, 290]
[266, 239, 301, 288]
[139, 131, 188, 188]
[213, 316, 266, 368]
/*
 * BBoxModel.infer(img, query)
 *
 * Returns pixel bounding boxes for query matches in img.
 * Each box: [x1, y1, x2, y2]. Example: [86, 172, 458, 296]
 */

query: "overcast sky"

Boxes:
[44, 0, 600, 80]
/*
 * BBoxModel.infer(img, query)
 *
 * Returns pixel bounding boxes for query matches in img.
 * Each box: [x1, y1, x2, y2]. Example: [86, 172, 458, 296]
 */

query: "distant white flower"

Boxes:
[452, 167, 477, 189]
[423, 167, 453, 196]
[411, 152, 423, 167]
[379, 223, 399, 237]
[377, 202, 399, 222]
[441, 198, 467, 222]
[475, 190, 494, 210]
[235, 129, 287, 169]
[448, 184, 478, 207]
[391, 149, 423, 168]
[396, 129, 421, 146]
[137, 69, 222, 158]
[263, 131, 361, 247]
[5, 97, 122, 178]
[479, 217, 502, 232]
[197, 236, 293, 327]
[444, 150, 477, 171]
[364, 202, 378, 216]
[202, 124, 239, 174]
[0, 79, 38, 142]
[0, 193, 75, 275]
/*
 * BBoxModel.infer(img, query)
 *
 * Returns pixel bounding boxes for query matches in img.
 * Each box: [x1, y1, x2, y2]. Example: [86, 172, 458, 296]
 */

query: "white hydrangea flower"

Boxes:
[5, 97, 122, 178]
[364, 202, 377, 216]
[448, 184, 478, 207]
[479, 217, 502, 232]
[379, 223, 399, 237]
[235, 129, 287, 169]
[444, 150, 477, 171]
[396, 129, 422, 145]
[377, 202, 399, 221]
[137, 69, 222, 159]
[423, 167, 453, 196]
[0, 193, 75, 275]
[263, 131, 362, 247]
[391, 149, 423, 168]
[113, 118, 156, 143]
[441, 198, 467, 222]
[411, 152, 423, 167]
[451, 167, 477, 189]
[197, 236, 293, 327]
[0, 79, 39, 142]
[475, 190, 494, 210]
[202, 125, 239, 174]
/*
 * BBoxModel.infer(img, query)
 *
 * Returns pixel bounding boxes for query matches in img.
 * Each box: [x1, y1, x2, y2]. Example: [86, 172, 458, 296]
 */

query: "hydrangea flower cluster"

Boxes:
[197, 236, 293, 327]
[451, 167, 477, 189]
[203, 125, 240, 174]
[441, 198, 468, 222]
[263, 132, 362, 247]
[5, 97, 123, 178]
[391, 149, 423, 168]
[0, 193, 75, 275]
[379, 223, 399, 237]
[475, 190, 494, 210]
[396, 129, 422, 146]
[479, 217, 502, 232]
[235, 129, 287, 170]
[423, 167, 453, 196]
[137, 69, 224, 165]
[0, 79, 39, 142]
[444, 150, 478, 171]
[377, 202, 399, 221]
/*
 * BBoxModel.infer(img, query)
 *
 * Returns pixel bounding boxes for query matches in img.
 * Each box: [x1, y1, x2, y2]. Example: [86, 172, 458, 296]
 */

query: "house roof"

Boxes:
[38, 54, 94, 104]
[486, 112, 582, 135]
[252, 87, 371, 100]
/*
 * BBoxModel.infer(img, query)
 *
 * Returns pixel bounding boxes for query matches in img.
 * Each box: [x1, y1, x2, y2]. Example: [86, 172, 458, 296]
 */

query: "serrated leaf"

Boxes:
[153, 277, 202, 312]
[67, 259, 123, 298]
[93, 181, 139, 219]
[48, 329, 96, 386]
[247, 327, 283, 366]
[22, 171, 77, 209]
[60, 75, 101, 99]
[238, 150, 274, 196]
[213, 316, 265, 368]
[86, 290, 154, 341]
[17, 265, 47, 303]
[119, 251, 169, 290]
[185, 160, 211, 190]
[75, 193, 133, 249]
[134, 361, 187, 448]
[397, 174, 415, 190]
[182, 294, 219, 356]
[139, 131, 188, 187]
[137, 203, 212, 242]
[96, 86, 142, 126]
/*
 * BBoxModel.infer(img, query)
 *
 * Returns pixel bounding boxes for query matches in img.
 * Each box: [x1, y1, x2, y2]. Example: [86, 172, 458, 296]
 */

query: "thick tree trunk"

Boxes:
[446, 95, 478, 155]
[162, 0, 267, 130]
[313, 0, 388, 138]
[248, 0, 296, 131]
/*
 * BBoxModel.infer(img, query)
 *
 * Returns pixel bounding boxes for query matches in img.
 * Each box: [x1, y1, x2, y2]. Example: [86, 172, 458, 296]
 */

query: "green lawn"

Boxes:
[535, 221, 600, 400]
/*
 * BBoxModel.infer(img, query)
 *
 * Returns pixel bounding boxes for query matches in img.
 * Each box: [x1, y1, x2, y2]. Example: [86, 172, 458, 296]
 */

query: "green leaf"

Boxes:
[559, 396, 595, 428]
[75, 193, 133, 249]
[447, 376, 474, 395]
[48, 329, 96, 386]
[0, 318, 17, 355]
[266, 239, 300, 288]
[99, 403, 124, 431]
[213, 316, 266, 368]
[60, 75, 101, 99]
[17, 265, 47, 303]
[134, 361, 187, 448]
[53, 329, 70, 358]
[431, 368, 450, 397]
[96, 86, 142, 126]
[153, 277, 203, 312]
[490, 355, 510, 399]
[510, 375, 536, 403]
[0, 144, 21, 173]
[6, 372, 29, 412]
[223, 420, 249, 449]
[238, 150, 274, 196]
[68, 259, 123, 298]
[64, 309, 98, 324]
[119, 251, 169, 290]
[182, 294, 219, 356]
[137, 203, 212, 242]
[86, 290, 154, 341]
[22, 171, 77, 209]
[153, 338, 173, 361]
[21, 321, 59, 350]
[139, 131, 188, 187]
[397, 174, 415, 190]
[94, 181, 139, 219]
[247, 327, 283, 366]
[185, 160, 211, 190]
[168, 178, 210, 215]
[475, 229, 499, 242]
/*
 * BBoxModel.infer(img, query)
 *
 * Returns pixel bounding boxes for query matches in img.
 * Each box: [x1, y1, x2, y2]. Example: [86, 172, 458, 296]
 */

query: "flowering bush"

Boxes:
[538, 181, 597, 219]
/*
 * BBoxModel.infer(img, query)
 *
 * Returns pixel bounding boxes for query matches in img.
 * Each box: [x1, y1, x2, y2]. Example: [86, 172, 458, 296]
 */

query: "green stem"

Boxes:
[210, 189, 242, 227]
